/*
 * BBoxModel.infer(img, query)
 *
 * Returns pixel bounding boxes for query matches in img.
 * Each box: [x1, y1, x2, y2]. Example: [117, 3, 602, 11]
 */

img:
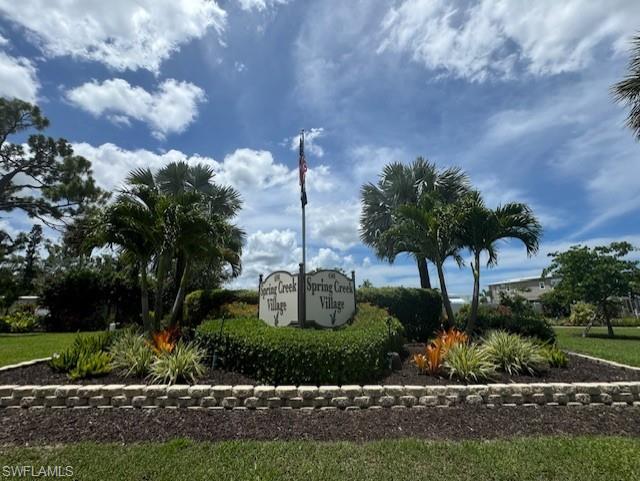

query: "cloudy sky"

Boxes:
[1, 0, 639, 294]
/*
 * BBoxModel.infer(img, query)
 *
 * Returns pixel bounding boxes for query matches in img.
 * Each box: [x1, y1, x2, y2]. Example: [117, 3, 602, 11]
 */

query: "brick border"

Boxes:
[1, 382, 638, 410]
[0, 357, 51, 372]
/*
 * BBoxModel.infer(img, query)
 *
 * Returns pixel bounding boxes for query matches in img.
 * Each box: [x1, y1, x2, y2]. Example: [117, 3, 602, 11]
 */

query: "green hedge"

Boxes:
[456, 304, 556, 342]
[356, 287, 442, 342]
[195, 303, 404, 385]
[183, 289, 259, 326]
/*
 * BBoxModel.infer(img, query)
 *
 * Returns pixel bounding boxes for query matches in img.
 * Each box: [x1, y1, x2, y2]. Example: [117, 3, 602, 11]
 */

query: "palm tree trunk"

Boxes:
[436, 261, 455, 327]
[417, 256, 432, 289]
[466, 251, 481, 335]
[153, 251, 170, 330]
[140, 262, 151, 333]
[169, 256, 191, 326]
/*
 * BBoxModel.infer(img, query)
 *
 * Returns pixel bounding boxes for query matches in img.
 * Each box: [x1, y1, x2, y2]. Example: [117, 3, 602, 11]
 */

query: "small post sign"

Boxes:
[258, 269, 356, 328]
[258, 271, 299, 327]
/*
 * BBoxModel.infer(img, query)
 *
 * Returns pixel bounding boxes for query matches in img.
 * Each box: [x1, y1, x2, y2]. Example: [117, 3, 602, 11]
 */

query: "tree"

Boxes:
[382, 193, 462, 324]
[126, 162, 243, 323]
[457, 191, 542, 334]
[360, 157, 469, 289]
[94, 162, 244, 331]
[543, 242, 640, 337]
[95, 186, 162, 332]
[0, 98, 105, 227]
[19, 224, 43, 293]
[612, 35, 640, 140]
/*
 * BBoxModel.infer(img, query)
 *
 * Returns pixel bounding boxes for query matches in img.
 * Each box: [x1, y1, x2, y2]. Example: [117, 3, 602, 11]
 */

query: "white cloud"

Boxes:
[236, 0, 289, 12]
[0, 51, 39, 102]
[0, 0, 226, 73]
[350, 145, 407, 184]
[378, 0, 640, 81]
[476, 71, 640, 236]
[66, 79, 206, 139]
[287, 127, 326, 157]
[304, 202, 361, 251]
[215, 148, 295, 191]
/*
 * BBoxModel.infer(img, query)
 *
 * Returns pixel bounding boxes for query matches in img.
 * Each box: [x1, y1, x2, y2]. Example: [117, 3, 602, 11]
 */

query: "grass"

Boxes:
[555, 326, 640, 367]
[0, 437, 638, 480]
[0, 332, 89, 367]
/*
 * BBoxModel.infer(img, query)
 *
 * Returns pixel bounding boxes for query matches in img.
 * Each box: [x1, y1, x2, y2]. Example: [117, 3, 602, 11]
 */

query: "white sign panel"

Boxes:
[306, 270, 356, 327]
[259, 271, 299, 327]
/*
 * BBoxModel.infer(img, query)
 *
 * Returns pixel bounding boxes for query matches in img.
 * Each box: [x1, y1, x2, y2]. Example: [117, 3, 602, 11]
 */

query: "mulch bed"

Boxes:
[1, 406, 639, 445]
[1, 349, 638, 386]
[383, 347, 640, 385]
[0, 363, 256, 386]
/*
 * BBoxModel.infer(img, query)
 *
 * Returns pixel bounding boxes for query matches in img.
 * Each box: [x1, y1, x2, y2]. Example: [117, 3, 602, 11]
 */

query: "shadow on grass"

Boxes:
[581, 333, 640, 342]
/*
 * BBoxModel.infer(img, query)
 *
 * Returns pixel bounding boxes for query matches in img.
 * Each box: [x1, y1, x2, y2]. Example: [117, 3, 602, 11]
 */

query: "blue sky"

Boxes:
[1, 0, 639, 294]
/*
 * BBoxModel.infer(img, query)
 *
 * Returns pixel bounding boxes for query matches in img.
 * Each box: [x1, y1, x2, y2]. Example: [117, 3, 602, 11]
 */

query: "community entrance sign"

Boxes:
[258, 269, 356, 328]
[305, 270, 356, 327]
[258, 271, 299, 327]
[258, 130, 357, 328]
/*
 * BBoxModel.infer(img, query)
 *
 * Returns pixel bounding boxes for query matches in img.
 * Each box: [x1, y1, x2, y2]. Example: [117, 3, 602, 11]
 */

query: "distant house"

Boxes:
[487, 275, 560, 306]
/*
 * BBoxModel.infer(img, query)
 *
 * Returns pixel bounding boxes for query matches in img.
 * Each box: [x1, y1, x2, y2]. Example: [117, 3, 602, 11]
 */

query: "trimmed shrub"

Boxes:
[195, 303, 404, 385]
[149, 340, 206, 384]
[183, 289, 259, 326]
[2, 310, 38, 333]
[444, 343, 495, 382]
[221, 302, 258, 319]
[356, 287, 442, 342]
[481, 330, 547, 375]
[568, 301, 597, 326]
[0, 316, 8, 333]
[40, 267, 139, 331]
[456, 304, 556, 342]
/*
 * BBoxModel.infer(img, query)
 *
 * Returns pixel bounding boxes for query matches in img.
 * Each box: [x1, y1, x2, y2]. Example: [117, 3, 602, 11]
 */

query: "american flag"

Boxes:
[299, 130, 308, 206]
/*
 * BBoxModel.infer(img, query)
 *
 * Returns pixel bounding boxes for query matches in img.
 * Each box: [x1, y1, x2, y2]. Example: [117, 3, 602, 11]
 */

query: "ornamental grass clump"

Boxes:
[110, 329, 155, 378]
[68, 351, 112, 381]
[412, 328, 468, 376]
[443, 343, 495, 382]
[49, 332, 114, 376]
[149, 340, 206, 385]
[540, 343, 569, 368]
[481, 330, 547, 376]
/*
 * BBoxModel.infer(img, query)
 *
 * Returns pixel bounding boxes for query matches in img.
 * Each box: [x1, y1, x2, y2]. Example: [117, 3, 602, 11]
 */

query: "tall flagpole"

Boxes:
[299, 129, 307, 327]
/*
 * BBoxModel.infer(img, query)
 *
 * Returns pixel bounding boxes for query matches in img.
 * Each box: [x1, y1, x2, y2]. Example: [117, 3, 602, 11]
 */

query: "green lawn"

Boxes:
[0, 437, 638, 481]
[555, 326, 640, 367]
[0, 332, 85, 367]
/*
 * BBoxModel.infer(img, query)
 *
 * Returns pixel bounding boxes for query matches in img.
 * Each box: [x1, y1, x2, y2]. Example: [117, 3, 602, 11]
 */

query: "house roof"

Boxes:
[487, 275, 559, 286]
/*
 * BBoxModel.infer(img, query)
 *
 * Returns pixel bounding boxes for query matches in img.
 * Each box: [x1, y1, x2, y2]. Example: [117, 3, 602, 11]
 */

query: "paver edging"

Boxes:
[1, 381, 638, 410]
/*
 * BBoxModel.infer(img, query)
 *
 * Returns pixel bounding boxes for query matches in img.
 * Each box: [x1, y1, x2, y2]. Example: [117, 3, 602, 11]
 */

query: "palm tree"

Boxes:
[612, 35, 640, 140]
[457, 191, 542, 334]
[382, 193, 463, 324]
[126, 162, 243, 324]
[96, 185, 163, 332]
[95, 161, 244, 332]
[360, 157, 469, 289]
[165, 191, 243, 325]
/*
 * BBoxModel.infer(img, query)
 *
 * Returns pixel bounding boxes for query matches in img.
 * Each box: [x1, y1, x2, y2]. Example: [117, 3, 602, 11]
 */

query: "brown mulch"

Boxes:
[0, 363, 257, 386]
[1, 406, 639, 446]
[1, 352, 638, 386]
